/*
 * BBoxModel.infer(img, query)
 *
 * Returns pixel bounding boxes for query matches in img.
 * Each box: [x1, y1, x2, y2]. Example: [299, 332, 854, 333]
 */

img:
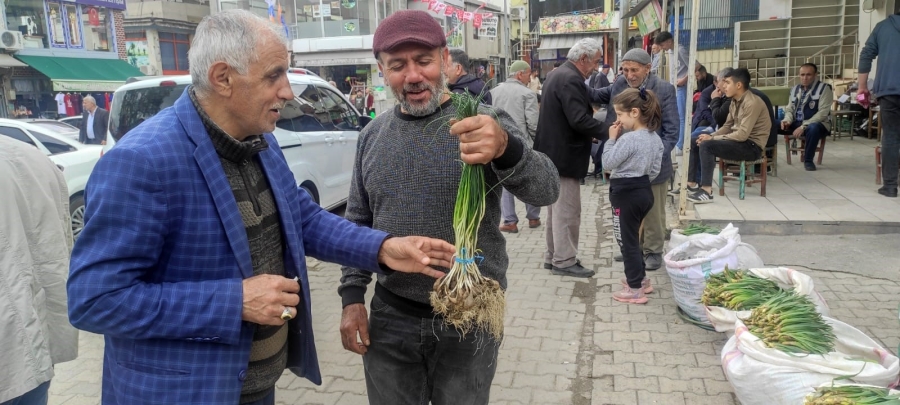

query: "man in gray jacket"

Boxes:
[0, 137, 78, 404]
[859, 8, 900, 198]
[587, 48, 679, 270]
[492, 60, 541, 233]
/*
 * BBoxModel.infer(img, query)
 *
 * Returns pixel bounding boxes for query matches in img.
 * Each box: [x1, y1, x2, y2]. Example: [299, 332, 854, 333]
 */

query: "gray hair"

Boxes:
[567, 38, 603, 62]
[83, 95, 96, 105]
[717, 67, 734, 81]
[189, 9, 288, 95]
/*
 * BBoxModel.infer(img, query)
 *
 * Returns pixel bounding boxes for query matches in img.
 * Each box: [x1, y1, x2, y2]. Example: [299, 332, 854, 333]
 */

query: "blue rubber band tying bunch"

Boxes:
[454, 247, 485, 265]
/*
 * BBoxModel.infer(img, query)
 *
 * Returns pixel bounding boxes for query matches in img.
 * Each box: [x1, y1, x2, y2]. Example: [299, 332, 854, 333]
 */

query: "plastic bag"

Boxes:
[664, 231, 740, 323]
[705, 267, 831, 333]
[722, 317, 900, 405]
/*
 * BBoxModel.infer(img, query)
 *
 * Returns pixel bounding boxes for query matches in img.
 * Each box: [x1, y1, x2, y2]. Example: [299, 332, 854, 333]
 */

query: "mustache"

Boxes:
[402, 82, 435, 95]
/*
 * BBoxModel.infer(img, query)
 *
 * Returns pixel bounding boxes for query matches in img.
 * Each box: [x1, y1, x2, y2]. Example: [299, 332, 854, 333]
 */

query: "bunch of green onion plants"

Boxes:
[805, 385, 900, 405]
[681, 223, 721, 236]
[701, 267, 782, 310]
[745, 291, 836, 355]
[429, 91, 505, 340]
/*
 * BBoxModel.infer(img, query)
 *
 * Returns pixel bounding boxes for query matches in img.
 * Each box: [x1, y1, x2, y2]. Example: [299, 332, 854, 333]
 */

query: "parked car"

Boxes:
[59, 115, 83, 131]
[105, 73, 370, 210]
[0, 119, 102, 239]
[19, 119, 80, 141]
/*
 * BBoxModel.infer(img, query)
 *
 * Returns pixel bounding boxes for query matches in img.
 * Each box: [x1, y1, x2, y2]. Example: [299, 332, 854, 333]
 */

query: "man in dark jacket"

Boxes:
[78, 95, 109, 145]
[586, 48, 678, 271]
[587, 64, 612, 89]
[533, 37, 606, 278]
[446, 49, 492, 105]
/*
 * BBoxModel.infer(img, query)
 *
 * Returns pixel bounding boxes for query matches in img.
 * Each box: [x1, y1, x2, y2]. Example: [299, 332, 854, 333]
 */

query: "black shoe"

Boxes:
[804, 162, 816, 171]
[551, 262, 595, 278]
[687, 189, 714, 204]
[613, 254, 623, 262]
[544, 259, 581, 270]
[580, 178, 586, 185]
[878, 187, 898, 198]
[644, 253, 663, 271]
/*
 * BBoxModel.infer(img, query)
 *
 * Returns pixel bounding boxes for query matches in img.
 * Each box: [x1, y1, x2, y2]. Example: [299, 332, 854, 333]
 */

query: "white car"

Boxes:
[21, 119, 80, 141]
[59, 115, 83, 131]
[105, 73, 369, 210]
[0, 119, 102, 239]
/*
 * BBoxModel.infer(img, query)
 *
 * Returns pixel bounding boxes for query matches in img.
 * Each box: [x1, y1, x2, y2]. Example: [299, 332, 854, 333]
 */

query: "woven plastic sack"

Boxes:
[664, 232, 740, 323]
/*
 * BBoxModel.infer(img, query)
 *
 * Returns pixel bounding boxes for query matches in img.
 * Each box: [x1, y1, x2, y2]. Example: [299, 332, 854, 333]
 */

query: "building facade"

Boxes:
[123, 0, 209, 76]
[1, 0, 140, 118]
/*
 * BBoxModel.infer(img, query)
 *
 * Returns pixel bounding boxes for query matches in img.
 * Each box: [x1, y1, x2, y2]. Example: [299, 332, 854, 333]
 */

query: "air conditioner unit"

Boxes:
[510, 6, 526, 20]
[0, 30, 24, 51]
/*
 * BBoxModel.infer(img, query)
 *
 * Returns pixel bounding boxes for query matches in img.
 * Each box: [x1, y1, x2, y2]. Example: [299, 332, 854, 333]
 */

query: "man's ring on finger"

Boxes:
[281, 306, 293, 321]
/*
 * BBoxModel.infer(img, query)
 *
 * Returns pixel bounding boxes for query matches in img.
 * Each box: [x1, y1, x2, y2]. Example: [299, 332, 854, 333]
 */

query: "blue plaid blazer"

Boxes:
[67, 88, 388, 404]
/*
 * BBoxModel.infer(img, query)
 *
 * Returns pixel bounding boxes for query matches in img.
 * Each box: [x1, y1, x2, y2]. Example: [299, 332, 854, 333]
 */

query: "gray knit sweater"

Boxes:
[338, 99, 560, 312]
[602, 128, 664, 180]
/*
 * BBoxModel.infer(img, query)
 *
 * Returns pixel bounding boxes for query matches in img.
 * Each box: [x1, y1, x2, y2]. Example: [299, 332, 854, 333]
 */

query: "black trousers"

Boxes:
[609, 176, 654, 289]
[687, 139, 762, 187]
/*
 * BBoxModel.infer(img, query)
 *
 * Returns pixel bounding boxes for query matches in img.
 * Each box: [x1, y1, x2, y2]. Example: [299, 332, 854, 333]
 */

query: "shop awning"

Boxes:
[14, 55, 144, 92]
[538, 34, 603, 50]
[0, 54, 26, 67]
[292, 50, 377, 67]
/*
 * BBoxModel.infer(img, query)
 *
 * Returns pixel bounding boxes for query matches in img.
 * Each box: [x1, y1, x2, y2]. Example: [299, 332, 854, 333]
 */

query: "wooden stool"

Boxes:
[868, 106, 882, 140]
[718, 147, 773, 199]
[783, 134, 826, 165]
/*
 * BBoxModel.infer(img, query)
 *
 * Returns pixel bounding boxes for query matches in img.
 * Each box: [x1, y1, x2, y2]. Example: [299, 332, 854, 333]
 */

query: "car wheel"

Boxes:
[70, 194, 85, 240]
[300, 183, 319, 205]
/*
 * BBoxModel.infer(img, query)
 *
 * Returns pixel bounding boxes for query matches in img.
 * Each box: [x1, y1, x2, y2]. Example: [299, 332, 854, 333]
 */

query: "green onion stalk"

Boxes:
[744, 291, 836, 355]
[805, 385, 900, 405]
[429, 91, 505, 340]
[701, 267, 782, 310]
[681, 223, 721, 236]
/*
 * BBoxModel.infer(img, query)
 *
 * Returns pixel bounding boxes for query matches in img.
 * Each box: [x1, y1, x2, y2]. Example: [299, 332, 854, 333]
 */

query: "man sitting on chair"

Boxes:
[686, 68, 771, 204]
[780, 62, 833, 171]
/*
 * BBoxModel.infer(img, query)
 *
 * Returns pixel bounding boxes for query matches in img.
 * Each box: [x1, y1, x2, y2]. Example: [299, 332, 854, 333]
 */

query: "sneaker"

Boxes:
[544, 259, 580, 270]
[687, 189, 714, 204]
[528, 219, 541, 228]
[878, 187, 898, 198]
[551, 262, 595, 278]
[613, 285, 648, 304]
[620, 277, 653, 294]
[667, 184, 699, 196]
[644, 253, 663, 271]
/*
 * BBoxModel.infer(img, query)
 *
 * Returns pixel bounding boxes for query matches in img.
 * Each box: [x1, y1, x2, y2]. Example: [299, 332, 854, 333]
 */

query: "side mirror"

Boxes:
[357, 115, 373, 130]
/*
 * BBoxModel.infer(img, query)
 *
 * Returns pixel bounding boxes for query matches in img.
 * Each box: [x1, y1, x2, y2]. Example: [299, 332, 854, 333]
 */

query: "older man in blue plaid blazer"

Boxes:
[67, 10, 453, 405]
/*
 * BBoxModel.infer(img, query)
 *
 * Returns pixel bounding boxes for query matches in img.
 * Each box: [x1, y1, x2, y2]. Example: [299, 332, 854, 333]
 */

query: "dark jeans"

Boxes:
[1, 381, 50, 405]
[880, 95, 900, 188]
[609, 177, 654, 289]
[363, 295, 500, 405]
[688, 139, 762, 187]
[788, 121, 829, 163]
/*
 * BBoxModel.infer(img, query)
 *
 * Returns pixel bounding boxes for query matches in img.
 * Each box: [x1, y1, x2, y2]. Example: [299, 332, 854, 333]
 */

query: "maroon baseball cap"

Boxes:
[372, 10, 447, 58]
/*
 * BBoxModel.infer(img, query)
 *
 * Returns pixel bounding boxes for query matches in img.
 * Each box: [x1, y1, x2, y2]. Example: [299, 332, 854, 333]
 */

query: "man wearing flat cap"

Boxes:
[586, 48, 678, 273]
[337, 10, 559, 405]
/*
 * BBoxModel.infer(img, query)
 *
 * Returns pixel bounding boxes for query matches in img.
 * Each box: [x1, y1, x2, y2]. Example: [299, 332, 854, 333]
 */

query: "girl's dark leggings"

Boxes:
[609, 176, 654, 289]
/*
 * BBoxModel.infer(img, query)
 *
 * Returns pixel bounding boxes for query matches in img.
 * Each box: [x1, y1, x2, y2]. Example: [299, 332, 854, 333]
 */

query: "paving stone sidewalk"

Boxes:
[49, 178, 900, 405]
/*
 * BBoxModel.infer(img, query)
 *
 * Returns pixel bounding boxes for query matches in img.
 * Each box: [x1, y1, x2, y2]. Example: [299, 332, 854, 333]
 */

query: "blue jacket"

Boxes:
[859, 14, 900, 98]
[67, 89, 390, 404]
[587, 75, 679, 185]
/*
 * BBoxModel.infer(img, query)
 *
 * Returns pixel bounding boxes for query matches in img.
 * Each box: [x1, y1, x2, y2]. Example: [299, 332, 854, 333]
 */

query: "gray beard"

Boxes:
[393, 73, 447, 117]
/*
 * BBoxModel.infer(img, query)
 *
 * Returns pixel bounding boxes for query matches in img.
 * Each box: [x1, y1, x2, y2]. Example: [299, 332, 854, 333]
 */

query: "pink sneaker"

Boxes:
[620, 277, 653, 294]
[613, 285, 649, 304]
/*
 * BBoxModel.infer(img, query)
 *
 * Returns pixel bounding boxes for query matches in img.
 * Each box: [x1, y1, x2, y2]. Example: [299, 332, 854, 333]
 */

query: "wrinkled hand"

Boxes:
[378, 236, 454, 279]
[609, 121, 622, 140]
[697, 134, 713, 145]
[712, 88, 722, 98]
[340, 304, 369, 355]
[242, 275, 301, 326]
[792, 126, 805, 139]
[449, 115, 509, 165]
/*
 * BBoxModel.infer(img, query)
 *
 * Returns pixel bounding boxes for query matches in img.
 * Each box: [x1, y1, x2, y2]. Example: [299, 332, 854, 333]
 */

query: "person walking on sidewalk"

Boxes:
[337, 11, 559, 405]
[491, 60, 542, 233]
[0, 137, 78, 405]
[534, 38, 607, 278]
[603, 88, 664, 304]
[858, 8, 900, 198]
[586, 48, 678, 271]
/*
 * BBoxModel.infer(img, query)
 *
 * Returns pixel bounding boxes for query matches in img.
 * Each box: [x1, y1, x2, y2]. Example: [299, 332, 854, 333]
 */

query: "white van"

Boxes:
[104, 72, 370, 210]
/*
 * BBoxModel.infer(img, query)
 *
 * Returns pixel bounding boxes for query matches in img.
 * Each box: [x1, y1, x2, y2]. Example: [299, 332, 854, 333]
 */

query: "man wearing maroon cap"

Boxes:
[338, 9, 560, 404]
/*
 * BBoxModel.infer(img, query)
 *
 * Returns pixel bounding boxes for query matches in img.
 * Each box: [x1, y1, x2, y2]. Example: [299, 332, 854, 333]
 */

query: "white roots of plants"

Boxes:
[430, 254, 505, 340]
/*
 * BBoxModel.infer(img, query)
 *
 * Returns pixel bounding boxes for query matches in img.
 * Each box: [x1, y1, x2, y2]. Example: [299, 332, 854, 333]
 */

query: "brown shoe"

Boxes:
[528, 219, 541, 228]
[499, 223, 519, 233]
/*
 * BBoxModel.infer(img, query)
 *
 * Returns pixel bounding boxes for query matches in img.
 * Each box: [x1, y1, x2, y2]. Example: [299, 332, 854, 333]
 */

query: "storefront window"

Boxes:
[292, 0, 402, 38]
[159, 32, 190, 74]
[81, 6, 111, 51]
[5, 0, 48, 48]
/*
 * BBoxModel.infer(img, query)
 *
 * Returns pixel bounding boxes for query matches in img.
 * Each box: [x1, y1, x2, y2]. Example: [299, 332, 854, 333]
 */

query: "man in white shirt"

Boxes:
[78, 95, 108, 145]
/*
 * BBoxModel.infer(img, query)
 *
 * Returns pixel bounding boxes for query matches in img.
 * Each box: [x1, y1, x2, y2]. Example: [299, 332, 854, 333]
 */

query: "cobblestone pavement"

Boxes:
[49, 178, 900, 405]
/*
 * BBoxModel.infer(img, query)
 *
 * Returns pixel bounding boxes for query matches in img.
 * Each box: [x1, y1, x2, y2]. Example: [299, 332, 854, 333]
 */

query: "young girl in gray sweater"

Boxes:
[602, 87, 665, 304]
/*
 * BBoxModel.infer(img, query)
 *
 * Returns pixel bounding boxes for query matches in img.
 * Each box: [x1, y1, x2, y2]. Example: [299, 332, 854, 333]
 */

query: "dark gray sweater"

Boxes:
[338, 99, 560, 314]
